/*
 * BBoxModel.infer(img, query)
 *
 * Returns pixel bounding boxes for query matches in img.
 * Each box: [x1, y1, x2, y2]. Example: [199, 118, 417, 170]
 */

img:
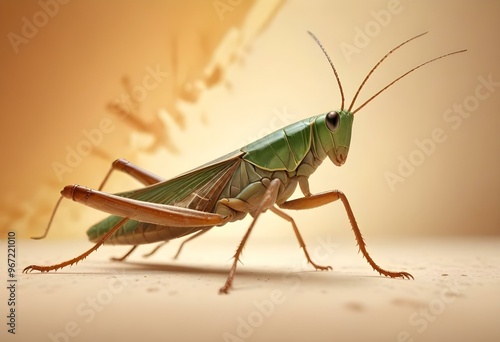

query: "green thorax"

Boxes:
[241, 110, 354, 172]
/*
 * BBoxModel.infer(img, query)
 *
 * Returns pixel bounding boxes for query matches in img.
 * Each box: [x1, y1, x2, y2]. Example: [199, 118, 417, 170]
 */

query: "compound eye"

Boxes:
[326, 111, 340, 132]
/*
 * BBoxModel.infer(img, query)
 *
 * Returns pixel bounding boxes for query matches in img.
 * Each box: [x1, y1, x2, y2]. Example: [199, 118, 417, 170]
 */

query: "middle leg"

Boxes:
[270, 207, 332, 271]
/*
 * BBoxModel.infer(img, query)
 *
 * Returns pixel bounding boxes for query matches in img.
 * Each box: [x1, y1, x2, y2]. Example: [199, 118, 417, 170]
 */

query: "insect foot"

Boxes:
[219, 282, 232, 295]
[310, 263, 333, 271]
[381, 270, 414, 280]
[23, 265, 50, 273]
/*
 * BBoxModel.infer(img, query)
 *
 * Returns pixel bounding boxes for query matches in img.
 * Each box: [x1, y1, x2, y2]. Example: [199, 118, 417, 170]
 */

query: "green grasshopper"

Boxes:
[24, 32, 465, 293]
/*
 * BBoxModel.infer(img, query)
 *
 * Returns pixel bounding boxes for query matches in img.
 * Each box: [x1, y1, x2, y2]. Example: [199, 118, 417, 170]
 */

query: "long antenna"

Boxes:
[348, 32, 429, 112]
[352, 49, 467, 114]
[308, 31, 345, 110]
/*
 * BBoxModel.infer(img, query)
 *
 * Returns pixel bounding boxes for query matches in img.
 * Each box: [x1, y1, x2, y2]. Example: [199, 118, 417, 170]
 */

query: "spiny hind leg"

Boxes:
[30, 160, 165, 241]
[34, 162, 156, 239]
[101, 159, 166, 261]
[89, 158, 168, 262]
[25, 187, 227, 273]
[100, 159, 168, 263]
[24, 218, 130, 273]
[99, 158, 165, 190]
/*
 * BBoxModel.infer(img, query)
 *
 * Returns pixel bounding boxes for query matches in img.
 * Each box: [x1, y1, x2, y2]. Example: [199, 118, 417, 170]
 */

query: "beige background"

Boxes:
[1, 1, 499, 342]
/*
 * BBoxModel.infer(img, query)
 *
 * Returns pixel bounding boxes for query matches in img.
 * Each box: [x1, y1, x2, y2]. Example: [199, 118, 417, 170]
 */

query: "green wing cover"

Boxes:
[87, 151, 242, 241]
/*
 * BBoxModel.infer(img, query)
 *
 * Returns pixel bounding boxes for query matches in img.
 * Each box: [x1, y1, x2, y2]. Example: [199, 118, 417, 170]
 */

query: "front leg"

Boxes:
[280, 179, 413, 280]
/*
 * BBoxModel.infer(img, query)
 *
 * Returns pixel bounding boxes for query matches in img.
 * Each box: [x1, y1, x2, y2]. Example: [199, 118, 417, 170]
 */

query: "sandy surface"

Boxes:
[2, 235, 499, 342]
